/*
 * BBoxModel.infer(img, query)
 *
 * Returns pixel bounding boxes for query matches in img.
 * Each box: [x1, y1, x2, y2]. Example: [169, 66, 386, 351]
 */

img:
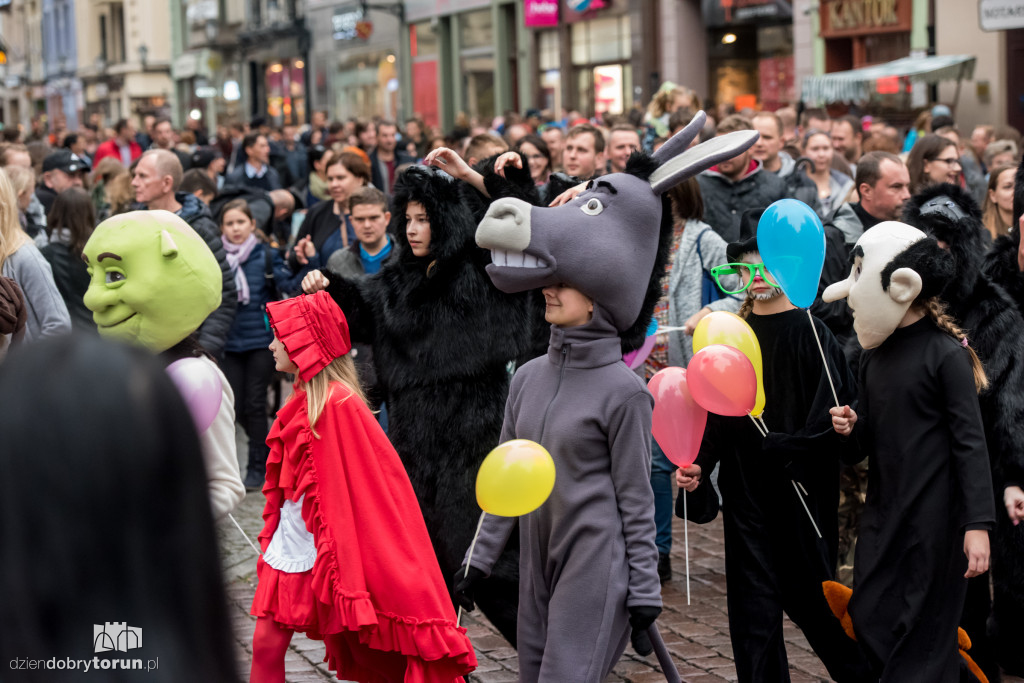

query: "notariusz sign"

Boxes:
[979, 0, 1024, 31]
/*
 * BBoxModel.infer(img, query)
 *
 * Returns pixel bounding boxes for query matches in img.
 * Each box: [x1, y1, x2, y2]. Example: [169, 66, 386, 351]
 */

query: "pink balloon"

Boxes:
[686, 344, 757, 417]
[623, 333, 658, 370]
[166, 358, 223, 433]
[648, 367, 707, 468]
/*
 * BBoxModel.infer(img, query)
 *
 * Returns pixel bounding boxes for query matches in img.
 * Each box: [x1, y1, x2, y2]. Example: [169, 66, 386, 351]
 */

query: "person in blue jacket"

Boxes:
[220, 198, 310, 489]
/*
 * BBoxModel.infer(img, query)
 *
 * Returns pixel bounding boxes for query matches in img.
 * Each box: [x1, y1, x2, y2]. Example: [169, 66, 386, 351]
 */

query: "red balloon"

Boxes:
[648, 367, 708, 468]
[686, 344, 757, 417]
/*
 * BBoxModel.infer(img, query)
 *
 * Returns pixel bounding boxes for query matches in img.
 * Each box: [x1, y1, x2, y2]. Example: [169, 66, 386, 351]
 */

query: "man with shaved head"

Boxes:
[133, 149, 237, 357]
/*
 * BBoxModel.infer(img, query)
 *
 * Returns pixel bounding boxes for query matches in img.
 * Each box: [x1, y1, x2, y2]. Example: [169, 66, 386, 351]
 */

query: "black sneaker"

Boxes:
[658, 552, 672, 584]
[243, 469, 265, 491]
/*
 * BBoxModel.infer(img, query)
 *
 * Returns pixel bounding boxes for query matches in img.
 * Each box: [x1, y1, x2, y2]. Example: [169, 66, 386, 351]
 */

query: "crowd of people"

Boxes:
[1, 81, 1023, 682]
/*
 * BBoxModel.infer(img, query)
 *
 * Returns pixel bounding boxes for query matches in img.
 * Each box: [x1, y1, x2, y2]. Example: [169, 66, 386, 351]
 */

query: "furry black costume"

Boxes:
[905, 184, 1024, 679]
[320, 166, 538, 645]
[905, 185, 1024, 681]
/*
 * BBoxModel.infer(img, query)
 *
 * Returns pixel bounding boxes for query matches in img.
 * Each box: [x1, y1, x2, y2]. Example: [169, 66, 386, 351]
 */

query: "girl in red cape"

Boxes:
[250, 291, 477, 683]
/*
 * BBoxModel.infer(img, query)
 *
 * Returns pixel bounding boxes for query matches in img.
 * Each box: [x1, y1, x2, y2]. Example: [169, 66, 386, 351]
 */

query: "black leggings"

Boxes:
[222, 348, 276, 473]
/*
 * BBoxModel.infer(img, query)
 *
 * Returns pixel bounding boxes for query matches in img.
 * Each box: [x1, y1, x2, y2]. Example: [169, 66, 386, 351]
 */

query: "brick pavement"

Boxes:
[219, 482, 1024, 683]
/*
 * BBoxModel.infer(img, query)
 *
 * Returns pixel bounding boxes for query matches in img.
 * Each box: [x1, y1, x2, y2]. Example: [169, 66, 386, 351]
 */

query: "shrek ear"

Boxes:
[887, 267, 922, 304]
[161, 230, 179, 258]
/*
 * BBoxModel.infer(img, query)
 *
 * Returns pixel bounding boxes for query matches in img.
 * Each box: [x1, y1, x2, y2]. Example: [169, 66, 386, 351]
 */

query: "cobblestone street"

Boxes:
[218, 478, 1023, 683]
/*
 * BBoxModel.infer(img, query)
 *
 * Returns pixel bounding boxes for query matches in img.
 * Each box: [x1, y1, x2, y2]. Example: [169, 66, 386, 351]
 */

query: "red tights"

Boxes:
[250, 617, 294, 683]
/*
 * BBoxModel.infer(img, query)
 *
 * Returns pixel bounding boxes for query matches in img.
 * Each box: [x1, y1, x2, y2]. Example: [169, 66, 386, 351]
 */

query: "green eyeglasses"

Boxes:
[710, 262, 780, 295]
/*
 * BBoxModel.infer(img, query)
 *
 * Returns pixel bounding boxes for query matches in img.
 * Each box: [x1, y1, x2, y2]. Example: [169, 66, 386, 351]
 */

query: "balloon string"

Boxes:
[654, 325, 690, 335]
[757, 415, 768, 433]
[748, 413, 767, 437]
[457, 511, 487, 627]
[791, 479, 822, 539]
[807, 309, 840, 408]
[683, 491, 691, 606]
[228, 513, 262, 557]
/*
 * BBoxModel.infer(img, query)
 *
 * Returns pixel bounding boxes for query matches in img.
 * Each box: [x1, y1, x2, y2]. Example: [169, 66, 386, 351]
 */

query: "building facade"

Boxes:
[170, 0, 246, 131]
[42, 0, 81, 130]
[75, 0, 174, 126]
[307, 0, 403, 123]
[238, 0, 310, 127]
[0, 0, 46, 133]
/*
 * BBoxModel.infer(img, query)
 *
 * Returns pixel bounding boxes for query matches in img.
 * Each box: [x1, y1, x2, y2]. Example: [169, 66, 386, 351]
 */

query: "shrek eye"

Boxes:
[581, 197, 604, 216]
[106, 271, 126, 284]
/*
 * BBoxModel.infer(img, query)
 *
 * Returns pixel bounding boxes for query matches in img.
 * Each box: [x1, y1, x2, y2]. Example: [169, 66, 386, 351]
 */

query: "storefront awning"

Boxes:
[801, 55, 977, 104]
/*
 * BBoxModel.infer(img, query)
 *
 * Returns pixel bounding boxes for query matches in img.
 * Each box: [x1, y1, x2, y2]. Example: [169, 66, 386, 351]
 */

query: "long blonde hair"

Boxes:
[981, 163, 1016, 239]
[0, 169, 29, 270]
[295, 354, 369, 438]
[923, 297, 989, 393]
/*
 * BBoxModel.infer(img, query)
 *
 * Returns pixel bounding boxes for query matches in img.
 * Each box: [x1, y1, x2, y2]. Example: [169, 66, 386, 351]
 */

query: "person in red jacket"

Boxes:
[250, 291, 476, 683]
[92, 119, 142, 168]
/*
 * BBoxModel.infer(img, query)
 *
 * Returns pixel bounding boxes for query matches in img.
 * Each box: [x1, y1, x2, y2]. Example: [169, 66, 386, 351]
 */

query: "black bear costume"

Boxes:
[320, 166, 541, 645]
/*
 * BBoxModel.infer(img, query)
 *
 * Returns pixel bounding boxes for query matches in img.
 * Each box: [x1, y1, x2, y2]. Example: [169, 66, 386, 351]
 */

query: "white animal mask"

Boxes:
[822, 221, 928, 349]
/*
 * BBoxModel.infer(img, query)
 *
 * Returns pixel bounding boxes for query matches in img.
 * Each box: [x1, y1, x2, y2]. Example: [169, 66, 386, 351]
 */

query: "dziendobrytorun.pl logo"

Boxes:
[9, 623, 159, 673]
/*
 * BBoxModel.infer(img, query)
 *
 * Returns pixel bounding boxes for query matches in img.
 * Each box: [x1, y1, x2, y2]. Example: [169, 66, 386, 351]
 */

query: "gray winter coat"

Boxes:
[697, 161, 788, 242]
[667, 220, 742, 367]
[827, 202, 866, 246]
[2, 243, 71, 341]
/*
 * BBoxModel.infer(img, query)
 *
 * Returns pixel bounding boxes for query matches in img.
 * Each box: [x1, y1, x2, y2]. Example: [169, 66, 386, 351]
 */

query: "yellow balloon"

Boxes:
[692, 311, 766, 417]
[476, 439, 556, 517]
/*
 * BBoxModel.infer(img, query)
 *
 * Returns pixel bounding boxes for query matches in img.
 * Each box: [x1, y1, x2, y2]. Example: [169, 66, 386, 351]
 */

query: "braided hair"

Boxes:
[922, 296, 989, 393]
[738, 291, 755, 320]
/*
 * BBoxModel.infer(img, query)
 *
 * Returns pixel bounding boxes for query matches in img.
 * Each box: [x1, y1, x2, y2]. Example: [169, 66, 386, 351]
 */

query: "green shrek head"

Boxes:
[83, 210, 221, 352]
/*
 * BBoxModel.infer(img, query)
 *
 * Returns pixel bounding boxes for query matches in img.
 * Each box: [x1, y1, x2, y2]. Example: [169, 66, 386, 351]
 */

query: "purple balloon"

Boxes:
[166, 358, 222, 433]
[623, 333, 658, 370]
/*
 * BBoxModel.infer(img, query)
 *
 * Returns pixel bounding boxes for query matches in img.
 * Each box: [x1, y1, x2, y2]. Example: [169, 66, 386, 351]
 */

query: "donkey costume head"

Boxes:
[476, 111, 759, 350]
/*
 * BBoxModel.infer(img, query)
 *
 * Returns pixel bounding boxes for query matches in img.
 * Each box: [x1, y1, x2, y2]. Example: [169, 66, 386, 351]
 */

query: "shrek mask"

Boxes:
[83, 210, 221, 352]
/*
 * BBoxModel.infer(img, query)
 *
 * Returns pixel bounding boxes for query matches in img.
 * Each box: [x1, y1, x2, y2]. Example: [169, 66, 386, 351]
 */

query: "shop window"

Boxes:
[459, 10, 496, 125]
[864, 32, 910, 65]
[265, 58, 305, 126]
[332, 52, 399, 122]
[411, 22, 439, 128]
[460, 10, 494, 50]
[411, 21, 438, 59]
[462, 54, 496, 124]
[538, 29, 559, 71]
[570, 15, 630, 66]
[708, 24, 794, 111]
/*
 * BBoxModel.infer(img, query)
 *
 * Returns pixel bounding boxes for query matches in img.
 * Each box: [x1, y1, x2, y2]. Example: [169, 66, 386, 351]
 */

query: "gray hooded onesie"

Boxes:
[465, 112, 761, 682]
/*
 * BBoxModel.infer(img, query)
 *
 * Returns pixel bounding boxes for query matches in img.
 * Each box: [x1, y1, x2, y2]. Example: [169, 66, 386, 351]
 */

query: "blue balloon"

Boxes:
[645, 319, 658, 337]
[757, 199, 825, 309]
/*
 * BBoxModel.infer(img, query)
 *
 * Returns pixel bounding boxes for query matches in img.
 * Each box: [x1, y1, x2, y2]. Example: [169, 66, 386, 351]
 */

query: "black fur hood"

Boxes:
[389, 165, 479, 272]
[902, 182, 985, 306]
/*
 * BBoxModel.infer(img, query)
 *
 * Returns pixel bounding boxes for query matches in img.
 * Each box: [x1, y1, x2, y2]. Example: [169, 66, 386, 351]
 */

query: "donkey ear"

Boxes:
[649, 130, 760, 195]
[652, 110, 707, 163]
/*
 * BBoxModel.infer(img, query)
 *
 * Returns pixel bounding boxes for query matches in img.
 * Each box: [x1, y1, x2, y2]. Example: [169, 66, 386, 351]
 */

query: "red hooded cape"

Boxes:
[251, 384, 476, 682]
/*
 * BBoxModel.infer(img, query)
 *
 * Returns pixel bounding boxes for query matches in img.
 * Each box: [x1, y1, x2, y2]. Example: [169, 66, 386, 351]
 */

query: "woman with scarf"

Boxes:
[220, 199, 311, 489]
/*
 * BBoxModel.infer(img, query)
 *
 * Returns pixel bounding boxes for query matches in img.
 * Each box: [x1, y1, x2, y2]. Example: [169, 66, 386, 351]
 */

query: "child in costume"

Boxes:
[676, 215, 873, 683]
[250, 291, 476, 683]
[453, 112, 758, 681]
[219, 199, 308, 490]
[299, 165, 539, 644]
[824, 222, 995, 681]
